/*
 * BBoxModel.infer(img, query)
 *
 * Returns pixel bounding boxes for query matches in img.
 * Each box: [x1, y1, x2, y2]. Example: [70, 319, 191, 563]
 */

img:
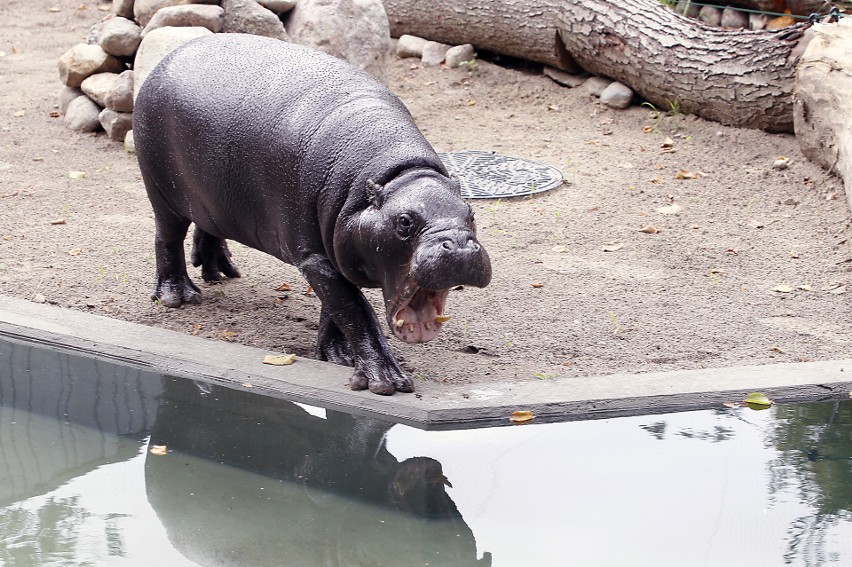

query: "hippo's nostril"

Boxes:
[441, 240, 454, 251]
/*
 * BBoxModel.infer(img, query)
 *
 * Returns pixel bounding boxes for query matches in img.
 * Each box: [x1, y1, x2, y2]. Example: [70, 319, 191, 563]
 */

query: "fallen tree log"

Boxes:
[795, 19, 852, 211]
[384, 0, 809, 132]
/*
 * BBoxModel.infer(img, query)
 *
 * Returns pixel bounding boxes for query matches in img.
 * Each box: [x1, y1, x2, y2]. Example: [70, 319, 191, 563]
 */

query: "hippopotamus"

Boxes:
[133, 34, 491, 395]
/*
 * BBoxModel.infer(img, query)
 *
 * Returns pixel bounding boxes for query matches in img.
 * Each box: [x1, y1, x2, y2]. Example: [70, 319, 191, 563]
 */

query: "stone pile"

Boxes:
[57, 0, 390, 149]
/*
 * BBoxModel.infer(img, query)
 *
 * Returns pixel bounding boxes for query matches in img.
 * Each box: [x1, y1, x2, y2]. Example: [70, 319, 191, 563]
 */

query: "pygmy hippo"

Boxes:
[134, 34, 491, 395]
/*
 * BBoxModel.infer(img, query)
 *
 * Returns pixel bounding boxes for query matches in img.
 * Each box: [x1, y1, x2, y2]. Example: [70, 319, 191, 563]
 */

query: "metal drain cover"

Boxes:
[438, 150, 563, 199]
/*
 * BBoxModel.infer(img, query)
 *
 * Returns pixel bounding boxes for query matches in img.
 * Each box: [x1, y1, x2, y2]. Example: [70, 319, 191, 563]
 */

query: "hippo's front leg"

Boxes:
[299, 255, 414, 395]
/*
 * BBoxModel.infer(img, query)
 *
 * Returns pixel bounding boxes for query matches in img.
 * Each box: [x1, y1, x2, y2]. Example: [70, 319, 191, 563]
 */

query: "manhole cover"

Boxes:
[438, 150, 564, 199]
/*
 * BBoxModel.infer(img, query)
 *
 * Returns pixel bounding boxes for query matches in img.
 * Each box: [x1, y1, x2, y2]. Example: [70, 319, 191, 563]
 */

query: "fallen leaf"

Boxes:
[642, 125, 654, 133]
[510, 410, 534, 424]
[304, 286, 314, 295]
[829, 286, 847, 295]
[674, 169, 702, 179]
[648, 177, 664, 184]
[797, 285, 812, 291]
[547, 104, 559, 111]
[241, 383, 253, 388]
[747, 218, 764, 229]
[744, 392, 773, 410]
[223, 330, 238, 341]
[33, 293, 46, 304]
[149, 445, 168, 456]
[551, 245, 566, 253]
[275, 282, 291, 291]
[465, 99, 476, 106]
[13, 110, 25, 117]
[531, 282, 544, 288]
[190, 324, 202, 335]
[48, 6, 61, 12]
[68, 248, 82, 256]
[725, 249, 739, 255]
[48, 218, 66, 225]
[660, 137, 675, 149]
[263, 354, 297, 366]
[773, 285, 794, 293]
[722, 401, 741, 409]
[49, 111, 60, 118]
[68, 171, 86, 179]
[789, 251, 800, 259]
[770, 346, 785, 353]
[638, 225, 660, 234]
[656, 204, 682, 215]
[603, 243, 624, 252]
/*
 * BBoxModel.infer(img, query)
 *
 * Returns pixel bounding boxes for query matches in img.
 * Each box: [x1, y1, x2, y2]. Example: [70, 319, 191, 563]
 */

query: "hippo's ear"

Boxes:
[449, 174, 463, 196]
[366, 179, 384, 208]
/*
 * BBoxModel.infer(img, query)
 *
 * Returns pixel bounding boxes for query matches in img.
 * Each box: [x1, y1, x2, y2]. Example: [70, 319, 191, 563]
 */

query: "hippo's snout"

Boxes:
[412, 232, 492, 291]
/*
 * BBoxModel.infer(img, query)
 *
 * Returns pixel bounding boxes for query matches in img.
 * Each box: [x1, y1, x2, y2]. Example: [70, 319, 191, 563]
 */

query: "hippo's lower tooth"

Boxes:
[434, 315, 451, 323]
[424, 322, 432, 331]
[408, 324, 415, 333]
[395, 319, 405, 329]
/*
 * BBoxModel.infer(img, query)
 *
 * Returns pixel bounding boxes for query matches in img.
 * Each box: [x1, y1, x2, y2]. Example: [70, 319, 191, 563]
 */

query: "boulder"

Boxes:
[105, 70, 134, 112]
[133, 26, 213, 100]
[125, 130, 136, 154]
[142, 4, 225, 36]
[721, 8, 748, 29]
[99, 108, 134, 141]
[543, 66, 588, 88]
[445, 44, 475, 68]
[58, 43, 124, 88]
[396, 34, 427, 58]
[286, 0, 389, 82]
[222, 0, 289, 41]
[99, 16, 143, 57]
[582, 76, 612, 97]
[64, 96, 103, 132]
[113, 0, 136, 18]
[256, 0, 296, 14]
[421, 40, 449, 67]
[134, 0, 220, 27]
[81, 72, 121, 107]
[698, 5, 722, 26]
[58, 86, 85, 115]
[600, 81, 634, 109]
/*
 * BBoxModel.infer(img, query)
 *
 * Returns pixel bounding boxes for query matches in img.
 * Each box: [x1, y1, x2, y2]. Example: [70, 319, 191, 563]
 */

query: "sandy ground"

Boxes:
[1, 0, 850, 393]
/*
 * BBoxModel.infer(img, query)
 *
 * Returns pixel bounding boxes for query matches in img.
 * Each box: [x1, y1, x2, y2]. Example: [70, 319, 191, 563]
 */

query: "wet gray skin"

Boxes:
[134, 34, 491, 395]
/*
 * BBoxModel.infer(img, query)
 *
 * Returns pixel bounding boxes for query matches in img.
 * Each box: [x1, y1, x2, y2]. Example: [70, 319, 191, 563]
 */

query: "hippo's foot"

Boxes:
[191, 228, 241, 283]
[349, 357, 415, 396]
[153, 275, 202, 308]
[316, 309, 354, 366]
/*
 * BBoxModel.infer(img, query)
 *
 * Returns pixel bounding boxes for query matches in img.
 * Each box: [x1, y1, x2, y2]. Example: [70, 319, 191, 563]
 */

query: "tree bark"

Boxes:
[794, 19, 852, 212]
[556, 0, 809, 132]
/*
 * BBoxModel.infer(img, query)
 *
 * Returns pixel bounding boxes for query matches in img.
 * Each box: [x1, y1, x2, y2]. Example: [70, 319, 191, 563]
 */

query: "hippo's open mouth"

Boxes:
[389, 287, 450, 343]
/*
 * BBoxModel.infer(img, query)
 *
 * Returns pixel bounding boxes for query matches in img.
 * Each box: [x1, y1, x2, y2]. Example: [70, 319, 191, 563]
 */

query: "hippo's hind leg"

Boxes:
[190, 227, 241, 283]
[316, 307, 354, 367]
[152, 211, 202, 308]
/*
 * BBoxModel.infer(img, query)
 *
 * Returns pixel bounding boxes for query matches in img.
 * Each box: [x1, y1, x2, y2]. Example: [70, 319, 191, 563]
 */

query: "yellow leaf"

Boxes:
[638, 225, 660, 234]
[242, 383, 253, 388]
[773, 285, 794, 293]
[602, 243, 624, 252]
[675, 169, 702, 180]
[263, 354, 297, 366]
[13, 110, 25, 117]
[48, 218, 66, 225]
[744, 392, 773, 410]
[68, 248, 82, 256]
[531, 282, 544, 288]
[552, 245, 567, 253]
[275, 282, 291, 291]
[510, 410, 534, 424]
[149, 445, 168, 456]
[223, 330, 238, 341]
[68, 171, 86, 179]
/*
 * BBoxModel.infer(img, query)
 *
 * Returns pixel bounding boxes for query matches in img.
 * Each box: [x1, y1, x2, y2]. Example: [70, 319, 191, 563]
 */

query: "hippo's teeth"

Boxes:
[424, 322, 432, 331]
[395, 319, 405, 329]
[434, 315, 451, 323]
[408, 324, 415, 333]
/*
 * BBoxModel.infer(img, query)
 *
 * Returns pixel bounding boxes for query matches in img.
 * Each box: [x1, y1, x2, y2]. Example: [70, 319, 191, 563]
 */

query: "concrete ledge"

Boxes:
[1, 294, 850, 429]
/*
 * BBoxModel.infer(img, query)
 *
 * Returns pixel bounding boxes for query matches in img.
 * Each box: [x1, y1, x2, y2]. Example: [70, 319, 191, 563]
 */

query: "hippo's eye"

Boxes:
[396, 213, 414, 237]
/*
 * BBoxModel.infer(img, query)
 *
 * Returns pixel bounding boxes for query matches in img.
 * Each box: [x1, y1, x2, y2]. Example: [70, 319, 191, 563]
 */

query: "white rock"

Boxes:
[421, 41, 450, 67]
[125, 130, 136, 154]
[99, 108, 134, 141]
[81, 72, 120, 107]
[99, 16, 143, 57]
[58, 43, 124, 88]
[105, 70, 134, 112]
[256, 0, 296, 14]
[286, 0, 390, 82]
[113, 0, 135, 19]
[396, 34, 427, 58]
[582, 76, 612, 97]
[698, 6, 722, 26]
[133, 26, 213, 100]
[143, 4, 225, 36]
[134, 0, 220, 27]
[64, 96, 103, 132]
[675, 0, 699, 18]
[222, 0, 289, 41]
[445, 44, 475, 68]
[58, 86, 85, 114]
[749, 13, 768, 30]
[721, 8, 748, 28]
[600, 81, 634, 109]
[543, 67, 588, 88]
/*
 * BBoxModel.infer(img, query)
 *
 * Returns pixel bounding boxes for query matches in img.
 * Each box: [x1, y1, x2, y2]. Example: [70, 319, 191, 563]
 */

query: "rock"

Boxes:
[582, 76, 612, 97]
[64, 96, 103, 132]
[81, 72, 120, 107]
[99, 108, 134, 141]
[143, 4, 225, 36]
[675, 0, 699, 18]
[87, 19, 107, 45]
[58, 43, 125, 88]
[113, 0, 136, 19]
[600, 81, 634, 109]
[421, 40, 450, 67]
[286, 0, 390, 82]
[749, 13, 768, 30]
[134, 0, 220, 27]
[721, 8, 748, 29]
[445, 44, 475, 68]
[105, 70, 134, 112]
[99, 16, 143, 56]
[396, 34, 427, 58]
[256, 0, 296, 14]
[543, 66, 588, 88]
[58, 86, 84, 114]
[698, 6, 722, 26]
[222, 0, 289, 41]
[125, 130, 136, 154]
[133, 26, 213, 99]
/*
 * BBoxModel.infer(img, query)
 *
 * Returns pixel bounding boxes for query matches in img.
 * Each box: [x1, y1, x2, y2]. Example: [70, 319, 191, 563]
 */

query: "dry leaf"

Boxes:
[465, 99, 476, 106]
[656, 204, 682, 215]
[722, 401, 741, 409]
[68, 248, 82, 256]
[638, 225, 660, 234]
[642, 125, 654, 133]
[551, 245, 567, 253]
[48, 6, 61, 12]
[223, 330, 238, 341]
[531, 282, 545, 288]
[275, 282, 291, 291]
[49, 218, 66, 225]
[797, 285, 812, 291]
[13, 110, 25, 117]
[648, 177, 664, 184]
[789, 251, 800, 259]
[603, 243, 624, 252]
[747, 219, 764, 229]
[190, 324, 202, 335]
[149, 445, 168, 456]
[770, 346, 785, 353]
[773, 285, 794, 293]
[241, 383, 253, 388]
[660, 137, 675, 148]
[68, 171, 86, 179]
[263, 354, 297, 366]
[829, 286, 847, 295]
[305, 286, 314, 295]
[675, 169, 702, 180]
[510, 410, 534, 424]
